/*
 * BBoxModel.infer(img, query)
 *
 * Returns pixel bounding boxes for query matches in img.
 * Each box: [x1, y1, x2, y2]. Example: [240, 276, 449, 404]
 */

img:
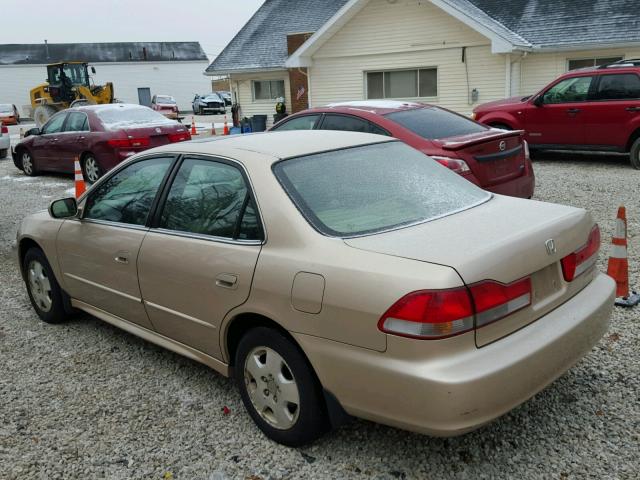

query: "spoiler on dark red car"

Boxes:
[440, 129, 525, 151]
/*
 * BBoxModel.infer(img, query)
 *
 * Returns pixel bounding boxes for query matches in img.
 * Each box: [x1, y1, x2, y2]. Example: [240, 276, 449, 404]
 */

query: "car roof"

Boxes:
[150, 130, 394, 163]
[558, 64, 640, 78]
[302, 100, 430, 116]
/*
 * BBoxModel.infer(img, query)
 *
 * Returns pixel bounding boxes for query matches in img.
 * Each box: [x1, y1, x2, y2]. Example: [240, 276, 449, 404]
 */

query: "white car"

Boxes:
[0, 123, 10, 158]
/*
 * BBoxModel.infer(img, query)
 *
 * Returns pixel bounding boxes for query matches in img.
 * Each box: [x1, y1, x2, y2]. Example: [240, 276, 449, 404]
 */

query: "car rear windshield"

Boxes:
[273, 142, 490, 237]
[386, 107, 487, 140]
[0, 104, 12, 113]
[96, 106, 174, 129]
[156, 96, 176, 104]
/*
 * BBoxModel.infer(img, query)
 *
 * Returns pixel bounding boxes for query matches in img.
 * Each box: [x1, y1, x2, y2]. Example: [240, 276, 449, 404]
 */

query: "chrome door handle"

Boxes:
[216, 273, 238, 289]
[78, 136, 86, 140]
[566, 108, 581, 114]
[114, 255, 129, 264]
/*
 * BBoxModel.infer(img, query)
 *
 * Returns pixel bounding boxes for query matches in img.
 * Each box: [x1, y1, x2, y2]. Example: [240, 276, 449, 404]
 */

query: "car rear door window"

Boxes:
[595, 74, 640, 100]
[41, 113, 67, 134]
[542, 76, 594, 104]
[158, 158, 261, 240]
[320, 114, 370, 133]
[64, 112, 89, 132]
[386, 107, 486, 140]
[83, 156, 173, 226]
[272, 115, 321, 131]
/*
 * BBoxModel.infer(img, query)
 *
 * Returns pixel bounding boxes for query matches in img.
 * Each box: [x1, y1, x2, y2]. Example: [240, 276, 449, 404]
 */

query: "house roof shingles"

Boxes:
[0, 42, 207, 66]
[466, 0, 640, 48]
[206, 0, 348, 74]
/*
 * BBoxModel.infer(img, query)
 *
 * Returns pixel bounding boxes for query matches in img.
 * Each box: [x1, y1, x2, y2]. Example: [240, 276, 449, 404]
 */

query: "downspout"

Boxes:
[504, 53, 511, 98]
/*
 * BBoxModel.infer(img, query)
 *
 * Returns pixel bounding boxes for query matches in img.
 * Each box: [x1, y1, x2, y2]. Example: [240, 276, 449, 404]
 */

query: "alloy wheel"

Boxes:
[244, 346, 300, 430]
[83, 156, 100, 183]
[27, 260, 52, 313]
[22, 152, 33, 175]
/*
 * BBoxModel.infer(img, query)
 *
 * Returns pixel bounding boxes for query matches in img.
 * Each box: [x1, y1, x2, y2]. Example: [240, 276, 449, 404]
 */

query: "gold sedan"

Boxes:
[17, 131, 615, 446]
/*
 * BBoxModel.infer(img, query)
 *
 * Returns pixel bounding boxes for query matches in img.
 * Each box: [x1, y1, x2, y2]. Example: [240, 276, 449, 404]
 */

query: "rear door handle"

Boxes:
[216, 273, 238, 289]
[626, 107, 640, 112]
[114, 250, 130, 264]
[566, 108, 581, 114]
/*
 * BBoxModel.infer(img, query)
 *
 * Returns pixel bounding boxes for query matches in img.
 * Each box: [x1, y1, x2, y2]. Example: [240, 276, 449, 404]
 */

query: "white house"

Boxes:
[0, 42, 212, 114]
[206, 0, 640, 125]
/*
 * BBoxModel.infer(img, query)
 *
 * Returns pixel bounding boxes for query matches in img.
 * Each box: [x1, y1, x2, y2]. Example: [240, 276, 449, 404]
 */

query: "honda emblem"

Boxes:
[545, 239, 556, 255]
[499, 140, 507, 151]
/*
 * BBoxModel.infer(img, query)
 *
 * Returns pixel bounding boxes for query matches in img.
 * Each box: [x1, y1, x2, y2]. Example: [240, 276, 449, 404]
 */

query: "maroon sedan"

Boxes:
[270, 101, 535, 198]
[12, 104, 191, 183]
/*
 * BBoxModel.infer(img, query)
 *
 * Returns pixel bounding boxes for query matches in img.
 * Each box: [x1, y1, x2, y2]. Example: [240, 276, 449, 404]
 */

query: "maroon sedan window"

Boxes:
[320, 115, 369, 133]
[385, 107, 487, 140]
[273, 115, 320, 131]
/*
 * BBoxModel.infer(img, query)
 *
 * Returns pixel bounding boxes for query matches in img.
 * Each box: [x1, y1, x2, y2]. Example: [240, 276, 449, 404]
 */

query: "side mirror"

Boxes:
[49, 197, 78, 219]
[91, 66, 96, 74]
[25, 127, 41, 137]
[533, 95, 544, 107]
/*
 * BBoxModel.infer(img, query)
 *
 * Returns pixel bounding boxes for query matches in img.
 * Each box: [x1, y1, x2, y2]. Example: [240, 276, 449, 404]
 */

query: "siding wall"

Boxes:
[519, 47, 640, 95]
[230, 71, 292, 128]
[309, 0, 505, 115]
[0, 61, 212, 114]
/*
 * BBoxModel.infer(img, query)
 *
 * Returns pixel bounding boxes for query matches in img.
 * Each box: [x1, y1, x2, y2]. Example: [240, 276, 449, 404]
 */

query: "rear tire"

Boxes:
[234, 327, 330, 446]
[82, 154, 102, 183]
[630, 138, 640, 169]
[23, 248, 68, 324]
[33, 105, 58, 128]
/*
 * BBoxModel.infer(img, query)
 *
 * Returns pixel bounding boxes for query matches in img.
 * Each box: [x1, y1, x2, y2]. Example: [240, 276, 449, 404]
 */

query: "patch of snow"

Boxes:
[326, 100, 423, 109]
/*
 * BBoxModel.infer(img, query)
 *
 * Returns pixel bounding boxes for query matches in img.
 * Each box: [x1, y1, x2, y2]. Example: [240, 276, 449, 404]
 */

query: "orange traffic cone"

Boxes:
[211, 122, 216, 136]
[607, 206, 639, 307]
[190, 117, 197, 136]
[223, 116, 230, 135]
[74, 158, 86, 198]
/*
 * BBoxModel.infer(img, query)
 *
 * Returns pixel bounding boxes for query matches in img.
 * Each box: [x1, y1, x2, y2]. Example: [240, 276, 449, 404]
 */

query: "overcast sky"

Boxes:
[1, 0, 264, 60]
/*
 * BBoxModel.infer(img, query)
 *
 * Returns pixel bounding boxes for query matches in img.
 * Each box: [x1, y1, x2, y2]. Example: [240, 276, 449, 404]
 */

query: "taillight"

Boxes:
[431, 156, 471, 174]
[168, 132, 191, 143]
[378, 277, 531, 339]
[1, 125, 7, 134]
[107, 137, 150, 148]
[561, 225, 600, 282]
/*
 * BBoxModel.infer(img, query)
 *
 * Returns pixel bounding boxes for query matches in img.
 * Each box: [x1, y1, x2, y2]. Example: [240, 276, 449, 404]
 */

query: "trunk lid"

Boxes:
[436, 130, 526, 187]
[122, 123, 189, 148]
[344, 196, 598, 346]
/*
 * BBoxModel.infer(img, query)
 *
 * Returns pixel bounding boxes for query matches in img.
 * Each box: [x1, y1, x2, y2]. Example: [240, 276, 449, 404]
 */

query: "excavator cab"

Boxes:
[46, 62, 91, 103]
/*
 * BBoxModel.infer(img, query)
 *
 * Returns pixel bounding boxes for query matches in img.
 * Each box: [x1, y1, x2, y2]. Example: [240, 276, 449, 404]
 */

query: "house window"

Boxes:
[366, 68, 437, 99]
[567, 57, 623, 70]
[253, 80, 285, 101]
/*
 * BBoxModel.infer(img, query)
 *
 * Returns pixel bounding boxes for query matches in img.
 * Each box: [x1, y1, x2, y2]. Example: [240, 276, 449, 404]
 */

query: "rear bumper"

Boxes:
[484, 167, 535, 198]
[294, 273, 614, 436]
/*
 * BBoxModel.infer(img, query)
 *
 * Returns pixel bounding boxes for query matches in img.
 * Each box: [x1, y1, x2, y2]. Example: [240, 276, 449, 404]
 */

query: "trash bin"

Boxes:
[251, 115, 268, 132]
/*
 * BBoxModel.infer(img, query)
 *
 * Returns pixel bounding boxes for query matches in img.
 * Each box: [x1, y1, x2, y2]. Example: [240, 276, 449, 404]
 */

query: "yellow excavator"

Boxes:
[30, 62, 114, 127]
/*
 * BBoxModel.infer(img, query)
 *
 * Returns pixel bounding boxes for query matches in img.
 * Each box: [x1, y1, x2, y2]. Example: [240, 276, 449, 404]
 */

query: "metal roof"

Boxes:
[206, 0, 349, 74]
[0, 42, 208, 66]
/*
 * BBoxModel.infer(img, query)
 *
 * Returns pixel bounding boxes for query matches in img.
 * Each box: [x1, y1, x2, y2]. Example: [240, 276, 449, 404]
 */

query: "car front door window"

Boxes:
[273, 115, 321, 131]
[83, 156, 173, 226]
[159, 158, 261, 240]
[320, 114, 370, 133]
[41, 114, 67, 134]
[542, 76, 594, 104]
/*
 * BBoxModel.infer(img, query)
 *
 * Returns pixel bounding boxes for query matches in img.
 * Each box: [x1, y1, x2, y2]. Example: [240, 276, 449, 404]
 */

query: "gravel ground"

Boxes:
[0, 148, 638, 480]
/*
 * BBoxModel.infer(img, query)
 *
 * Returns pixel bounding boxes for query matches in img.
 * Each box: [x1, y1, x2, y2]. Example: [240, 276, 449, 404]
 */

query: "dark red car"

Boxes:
[12, 104, 191, 182]
[473, 60, 640, 168]
[270, 101, 534, 198]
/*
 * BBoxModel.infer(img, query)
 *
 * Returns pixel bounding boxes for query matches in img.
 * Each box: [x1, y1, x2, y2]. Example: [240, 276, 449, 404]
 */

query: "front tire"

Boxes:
[82, 154, 102, 183]
[630, 138, 640, 169]
[20, 150, 37, 176]
[234, 327, 330, 446]
[23, 248, 68, 324]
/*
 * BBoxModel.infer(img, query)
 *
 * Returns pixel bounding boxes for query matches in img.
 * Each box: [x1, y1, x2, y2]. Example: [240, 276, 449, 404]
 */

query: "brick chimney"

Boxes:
[287, 32, 313, 113]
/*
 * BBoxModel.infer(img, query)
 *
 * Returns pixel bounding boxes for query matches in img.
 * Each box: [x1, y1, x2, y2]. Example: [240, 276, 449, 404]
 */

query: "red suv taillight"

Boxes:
[561, 225, 600, 282]
[1, 125, 8, 134]
[378, 277, 532, 339]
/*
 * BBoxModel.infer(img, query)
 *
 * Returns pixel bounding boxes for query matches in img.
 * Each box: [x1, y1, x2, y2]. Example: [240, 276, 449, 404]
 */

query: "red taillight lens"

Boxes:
[469, 278, 531, 328]
[378, 278, 532, 339]
[378, 288, 474, 339]
[561, 225, 600, 282]
[1, 125, 7, 134]
[168, 132, 191, 143]
[107, 137, 150, 148]
[431, 156, 471, 174]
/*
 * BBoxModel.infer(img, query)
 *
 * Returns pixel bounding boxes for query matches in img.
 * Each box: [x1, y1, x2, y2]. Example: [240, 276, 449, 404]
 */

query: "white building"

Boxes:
[0, 42, 212, 115]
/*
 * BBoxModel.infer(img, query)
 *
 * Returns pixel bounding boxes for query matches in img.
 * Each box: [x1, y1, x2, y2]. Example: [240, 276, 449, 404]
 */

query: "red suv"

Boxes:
[270, 101, 534, 199]
[473, 59, 640, 168]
